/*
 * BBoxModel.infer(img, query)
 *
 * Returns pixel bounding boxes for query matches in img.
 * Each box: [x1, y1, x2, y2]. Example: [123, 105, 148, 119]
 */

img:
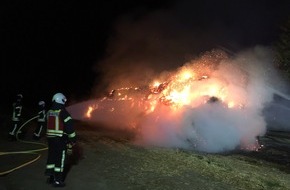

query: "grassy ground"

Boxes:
[1, 119, 290, 190]
[77, 122, 290, 190]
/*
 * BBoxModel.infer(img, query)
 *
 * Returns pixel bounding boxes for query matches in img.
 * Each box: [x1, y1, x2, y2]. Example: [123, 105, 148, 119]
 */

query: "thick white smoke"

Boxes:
[68, 1, 290, 153]
[134, 46, 283, 153]
[68, 46, 290, 153]
[263, 94, 290, 131]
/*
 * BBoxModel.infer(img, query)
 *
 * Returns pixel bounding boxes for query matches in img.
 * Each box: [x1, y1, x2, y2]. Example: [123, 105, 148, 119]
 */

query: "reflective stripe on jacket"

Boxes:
[12, 103, 22, 121]
[37, 109, 46, 122]
[46, 109, 64, 137]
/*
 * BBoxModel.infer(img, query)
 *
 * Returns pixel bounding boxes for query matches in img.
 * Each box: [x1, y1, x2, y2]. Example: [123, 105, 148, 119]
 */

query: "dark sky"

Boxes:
[1, 0, 290, 111]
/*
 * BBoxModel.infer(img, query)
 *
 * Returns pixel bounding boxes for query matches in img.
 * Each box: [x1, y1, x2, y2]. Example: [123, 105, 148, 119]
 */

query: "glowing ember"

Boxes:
[241, 139, 264, 152]
[69, 48, 276, 153]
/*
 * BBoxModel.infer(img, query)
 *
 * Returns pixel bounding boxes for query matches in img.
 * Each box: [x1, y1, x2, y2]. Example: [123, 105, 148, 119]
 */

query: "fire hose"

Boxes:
[0, 115, 48, 176]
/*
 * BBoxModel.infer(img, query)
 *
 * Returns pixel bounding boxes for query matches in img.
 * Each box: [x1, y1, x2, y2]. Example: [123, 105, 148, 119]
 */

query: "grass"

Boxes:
[77, 122, 290, 190]
[80, 133, 290, 190]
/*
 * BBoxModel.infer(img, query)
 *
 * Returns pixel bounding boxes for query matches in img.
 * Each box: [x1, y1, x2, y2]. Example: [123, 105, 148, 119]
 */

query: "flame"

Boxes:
[85, 63, 245, 118]
[86, 106, 93, 118]
[77, 49, 268, 153]
[85, 104, 99, 118]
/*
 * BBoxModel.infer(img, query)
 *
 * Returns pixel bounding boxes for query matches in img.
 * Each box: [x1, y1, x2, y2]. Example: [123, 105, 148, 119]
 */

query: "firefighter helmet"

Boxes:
[52, 93, 67, 105]
[17, 94, 23, 99]
[16, 94, 23, 102]
[38, 100, 45, 106]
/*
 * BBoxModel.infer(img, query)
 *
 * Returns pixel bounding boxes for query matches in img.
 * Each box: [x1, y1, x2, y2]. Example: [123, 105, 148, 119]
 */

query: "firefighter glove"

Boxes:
[67, 143, 73, 155]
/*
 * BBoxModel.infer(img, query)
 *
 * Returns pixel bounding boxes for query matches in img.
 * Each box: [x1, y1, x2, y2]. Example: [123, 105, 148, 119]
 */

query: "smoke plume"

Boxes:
[68, 46, 290, 153]
[68, 1, 290, 153]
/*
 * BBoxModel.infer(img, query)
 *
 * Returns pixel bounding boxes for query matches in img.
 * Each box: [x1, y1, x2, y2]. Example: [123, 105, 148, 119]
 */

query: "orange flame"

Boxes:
[86, 106, 93, 118]
[85, 53, 245, 118]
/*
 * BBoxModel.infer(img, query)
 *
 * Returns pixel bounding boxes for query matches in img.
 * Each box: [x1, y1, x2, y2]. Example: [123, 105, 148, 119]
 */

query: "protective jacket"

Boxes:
[46, 103, 76, 142]
[9, 98, 23, 138]
[33, 104, 46, 139]
[38, 107, 46, 122]
[12, 101, 22, 122]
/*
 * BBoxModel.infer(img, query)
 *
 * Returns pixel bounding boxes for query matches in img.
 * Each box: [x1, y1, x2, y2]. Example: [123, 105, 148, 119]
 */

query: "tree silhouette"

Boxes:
[274, 17, 290, 78]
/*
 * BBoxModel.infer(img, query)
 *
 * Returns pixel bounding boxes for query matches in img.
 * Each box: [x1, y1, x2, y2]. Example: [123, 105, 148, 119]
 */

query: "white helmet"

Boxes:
[38, 101, 45, 106]
[16, 94, 23, 102]
[52, 93, 67, 105]
[17, 94, 23, 99]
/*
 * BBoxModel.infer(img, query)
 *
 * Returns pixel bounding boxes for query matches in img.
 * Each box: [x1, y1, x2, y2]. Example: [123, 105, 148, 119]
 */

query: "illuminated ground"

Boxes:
[1, 119, 290, 190]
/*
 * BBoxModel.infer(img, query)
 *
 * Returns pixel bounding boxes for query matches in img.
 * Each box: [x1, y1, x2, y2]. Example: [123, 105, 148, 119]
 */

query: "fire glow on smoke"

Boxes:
[68, 47, 282, 153]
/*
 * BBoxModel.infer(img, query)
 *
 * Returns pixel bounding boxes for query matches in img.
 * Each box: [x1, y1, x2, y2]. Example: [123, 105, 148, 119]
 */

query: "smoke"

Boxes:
[68, 46, 290, 153]
[132, 46, 286, 153]
[68, 1, 290, 153]
[91, 0, 290, 93]
[263, 93, 290, 131]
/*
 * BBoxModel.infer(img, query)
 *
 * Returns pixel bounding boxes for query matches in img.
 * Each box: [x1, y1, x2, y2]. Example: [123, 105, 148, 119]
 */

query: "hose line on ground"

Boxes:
[0, 115, 48, 176]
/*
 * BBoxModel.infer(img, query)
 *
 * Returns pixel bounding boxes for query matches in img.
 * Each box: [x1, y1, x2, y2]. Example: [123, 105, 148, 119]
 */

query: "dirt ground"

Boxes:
[1, 116, 290, 190]
[0, 120, 225, 190]
[0, 118, 213, 190]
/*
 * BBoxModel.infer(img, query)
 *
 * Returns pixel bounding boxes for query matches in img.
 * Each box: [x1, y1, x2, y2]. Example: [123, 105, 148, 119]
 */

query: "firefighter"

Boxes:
[45, 92, 76, 187]
[8, 93, 23, 141]
[33, 100, 46, 140]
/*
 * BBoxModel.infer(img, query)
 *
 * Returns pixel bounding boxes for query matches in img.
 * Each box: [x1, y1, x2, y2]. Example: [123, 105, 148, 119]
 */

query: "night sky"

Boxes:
[1, 0, 290, 112]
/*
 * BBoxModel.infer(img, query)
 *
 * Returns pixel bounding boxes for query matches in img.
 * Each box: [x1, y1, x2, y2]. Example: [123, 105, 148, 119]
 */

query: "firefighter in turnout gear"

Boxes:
[45, 93, 76, 187]
[8, 94, 23, 141]
[33, 100, 46, 140]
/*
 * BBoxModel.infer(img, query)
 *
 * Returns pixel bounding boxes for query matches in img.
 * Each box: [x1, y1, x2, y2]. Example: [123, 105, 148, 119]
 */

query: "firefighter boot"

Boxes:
[53, 173, 65, 187]
[53, 180, 66, 187]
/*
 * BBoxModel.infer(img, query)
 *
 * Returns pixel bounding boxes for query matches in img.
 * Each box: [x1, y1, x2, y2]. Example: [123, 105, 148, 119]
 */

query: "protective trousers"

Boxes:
[9, 121, 22, 137]
[45, 137, 67, 181]
[33, 121, 45, 139]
